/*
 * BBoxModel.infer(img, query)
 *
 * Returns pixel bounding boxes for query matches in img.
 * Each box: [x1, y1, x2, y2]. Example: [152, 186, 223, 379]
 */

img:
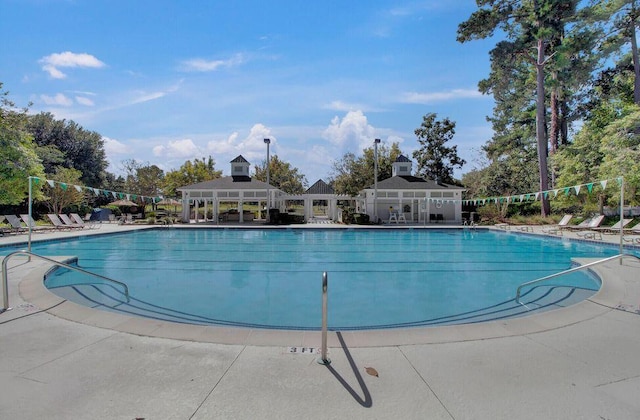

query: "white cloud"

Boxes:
[322, 110, 376, 151]
[206, 132, 240, 155]
[323, 100, 360, 112]
[129, 80, 182, 105]
[180, 53, 245, 72]
[75, 96, 95, 106]
[153, 138, 203, 159]
[103, 137, 132, 155]
[400, 89, 483, 104]
[39, 51, 105, 79]
[40, 93, 73, 106]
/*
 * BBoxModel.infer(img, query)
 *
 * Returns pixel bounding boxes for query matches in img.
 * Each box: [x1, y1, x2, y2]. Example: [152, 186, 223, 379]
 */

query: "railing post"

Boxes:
[317, 271, 331, 365]
[1, 257, 10, 313]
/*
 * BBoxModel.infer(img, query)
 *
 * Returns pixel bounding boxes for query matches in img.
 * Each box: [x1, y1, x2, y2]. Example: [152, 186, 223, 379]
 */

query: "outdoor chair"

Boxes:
[570, 215, 605, 231]
[4, 215, 27, 234]
[46, 214, 74, 230]
[19, 214, 55, 233]
[58, 214, 84, 229]
[542, 214, 573, 235]
[591, 218, 633, 234]
[574, 215, 607, 239]
[70, 213, 101, 229]
[622, 223, 640, 244]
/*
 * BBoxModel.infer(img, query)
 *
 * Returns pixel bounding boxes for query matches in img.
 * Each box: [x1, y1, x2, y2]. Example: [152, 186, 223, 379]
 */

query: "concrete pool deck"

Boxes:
[1, 223, 640, 419]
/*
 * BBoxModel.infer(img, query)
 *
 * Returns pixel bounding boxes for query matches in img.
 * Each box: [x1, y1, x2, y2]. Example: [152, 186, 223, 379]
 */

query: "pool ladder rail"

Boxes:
[515, 253, 640, 310]
[1, 250, 130, 313]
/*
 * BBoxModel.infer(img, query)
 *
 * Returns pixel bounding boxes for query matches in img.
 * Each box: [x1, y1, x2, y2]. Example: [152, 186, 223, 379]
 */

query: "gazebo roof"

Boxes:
[177, 176, 277, 191]
[369, 176, 465, 191]
[305, 179, 334, 195]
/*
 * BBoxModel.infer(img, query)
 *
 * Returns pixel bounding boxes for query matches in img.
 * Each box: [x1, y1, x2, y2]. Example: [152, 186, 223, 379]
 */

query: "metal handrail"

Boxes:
[2, 250, 130, 312]
[317, 271, 331, 365]
[515, 253, 638, 306]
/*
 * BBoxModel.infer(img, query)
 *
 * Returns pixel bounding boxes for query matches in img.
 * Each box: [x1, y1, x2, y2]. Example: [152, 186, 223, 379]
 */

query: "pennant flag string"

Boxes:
[28, 176, 164, 203]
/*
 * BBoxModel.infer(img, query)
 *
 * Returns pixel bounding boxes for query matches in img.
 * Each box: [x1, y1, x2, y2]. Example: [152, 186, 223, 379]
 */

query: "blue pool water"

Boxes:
[3, 228, 621, 330]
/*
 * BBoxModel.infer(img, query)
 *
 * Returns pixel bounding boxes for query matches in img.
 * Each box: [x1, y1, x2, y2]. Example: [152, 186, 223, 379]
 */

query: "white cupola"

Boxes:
[392, 155, 412, 177]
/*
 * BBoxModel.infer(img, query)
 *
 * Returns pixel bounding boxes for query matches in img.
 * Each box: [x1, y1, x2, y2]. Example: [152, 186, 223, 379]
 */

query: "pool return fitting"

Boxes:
[317, 271, 331, 365]
[1, 250, 130, 313]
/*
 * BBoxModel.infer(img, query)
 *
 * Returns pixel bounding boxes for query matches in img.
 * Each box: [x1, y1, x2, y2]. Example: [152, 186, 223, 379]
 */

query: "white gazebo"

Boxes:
[359, 155, 465, 224]
[177, 155, 282, 224]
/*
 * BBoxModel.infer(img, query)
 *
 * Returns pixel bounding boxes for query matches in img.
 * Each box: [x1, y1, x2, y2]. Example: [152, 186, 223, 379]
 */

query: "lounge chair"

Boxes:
[542, 214, 573, 235]
[46, 214, 75, 230]
[623, 223, 640, 244]
[574, 215, 606, 239]
[4, 214, 27, 233]
[3, 215, 27, 234]
[592, 218, 633, 235]
[58, 214, 85, 229]
[566, 215, 605, 231]
[70, 213, 101, 229]
[19, 214, 54, 233]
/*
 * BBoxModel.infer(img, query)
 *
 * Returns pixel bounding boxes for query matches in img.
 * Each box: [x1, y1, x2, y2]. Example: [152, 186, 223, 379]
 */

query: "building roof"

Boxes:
[395, 154, 411, 162]
[230, 155, 249, 163]
[177, 176, 276, 191]
[305, 179, 334, 195]
[368, 175, 465, 191]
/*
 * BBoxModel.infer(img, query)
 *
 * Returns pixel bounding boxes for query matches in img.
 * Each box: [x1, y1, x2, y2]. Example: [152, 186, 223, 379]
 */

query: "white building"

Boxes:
[359, 155, 465, 224]
[177, 154, 465, 224]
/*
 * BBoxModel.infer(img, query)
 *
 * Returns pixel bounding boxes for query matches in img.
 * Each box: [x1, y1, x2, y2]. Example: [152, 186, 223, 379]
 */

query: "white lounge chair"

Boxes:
[542, 215, 573, 235]
[592, 218, 633, 234]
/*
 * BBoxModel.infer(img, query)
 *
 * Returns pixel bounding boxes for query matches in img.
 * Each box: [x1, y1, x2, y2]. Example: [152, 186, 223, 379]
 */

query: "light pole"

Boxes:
[264, 138, 271, 223]
[374, 138, 381, 223]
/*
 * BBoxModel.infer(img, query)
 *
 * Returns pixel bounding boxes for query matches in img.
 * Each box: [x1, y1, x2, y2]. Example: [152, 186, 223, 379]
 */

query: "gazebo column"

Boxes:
[238, 200, 244, 224]
[181, 193, 189, 223]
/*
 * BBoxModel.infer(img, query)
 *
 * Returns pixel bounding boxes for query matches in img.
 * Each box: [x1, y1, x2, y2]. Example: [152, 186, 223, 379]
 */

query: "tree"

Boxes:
[254, 155, 307, 194]
[412, 113, 465, 184]
[0, 83, 46, 205]
[121, 159, 165, 201]
[458, 0, 583, 216]
[329, 142, 404, 196]
[27, 112, 108, 186]
[43, 167, 84, 215]
[593, 0, 640, 105]
[162, 156, 222, 197]
[598, 105, 640, 205]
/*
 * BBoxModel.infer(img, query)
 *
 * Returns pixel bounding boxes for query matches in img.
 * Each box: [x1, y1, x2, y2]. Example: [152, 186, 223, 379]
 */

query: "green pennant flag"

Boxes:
[60, 183, 68, 191]
[564, 187, 570, 196]
[586, 183, 593, 193]
[33, 177, 40, 185]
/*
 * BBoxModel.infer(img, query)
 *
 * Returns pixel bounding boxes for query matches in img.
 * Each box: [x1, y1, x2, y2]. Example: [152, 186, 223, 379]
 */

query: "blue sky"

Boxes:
[2, 0, 498, 185]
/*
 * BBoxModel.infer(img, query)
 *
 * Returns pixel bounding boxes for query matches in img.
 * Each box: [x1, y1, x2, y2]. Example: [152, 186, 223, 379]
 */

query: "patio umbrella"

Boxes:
[157, 198, 181, 213]
[110, 199, 137, 207]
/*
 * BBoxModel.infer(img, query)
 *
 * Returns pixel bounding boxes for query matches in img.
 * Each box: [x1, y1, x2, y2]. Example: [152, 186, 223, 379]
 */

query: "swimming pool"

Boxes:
[4, 228, 620, 330]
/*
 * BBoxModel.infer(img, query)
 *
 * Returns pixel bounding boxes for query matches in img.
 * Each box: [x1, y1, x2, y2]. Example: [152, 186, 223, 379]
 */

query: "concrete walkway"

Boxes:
[1, 224, 640, 419]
